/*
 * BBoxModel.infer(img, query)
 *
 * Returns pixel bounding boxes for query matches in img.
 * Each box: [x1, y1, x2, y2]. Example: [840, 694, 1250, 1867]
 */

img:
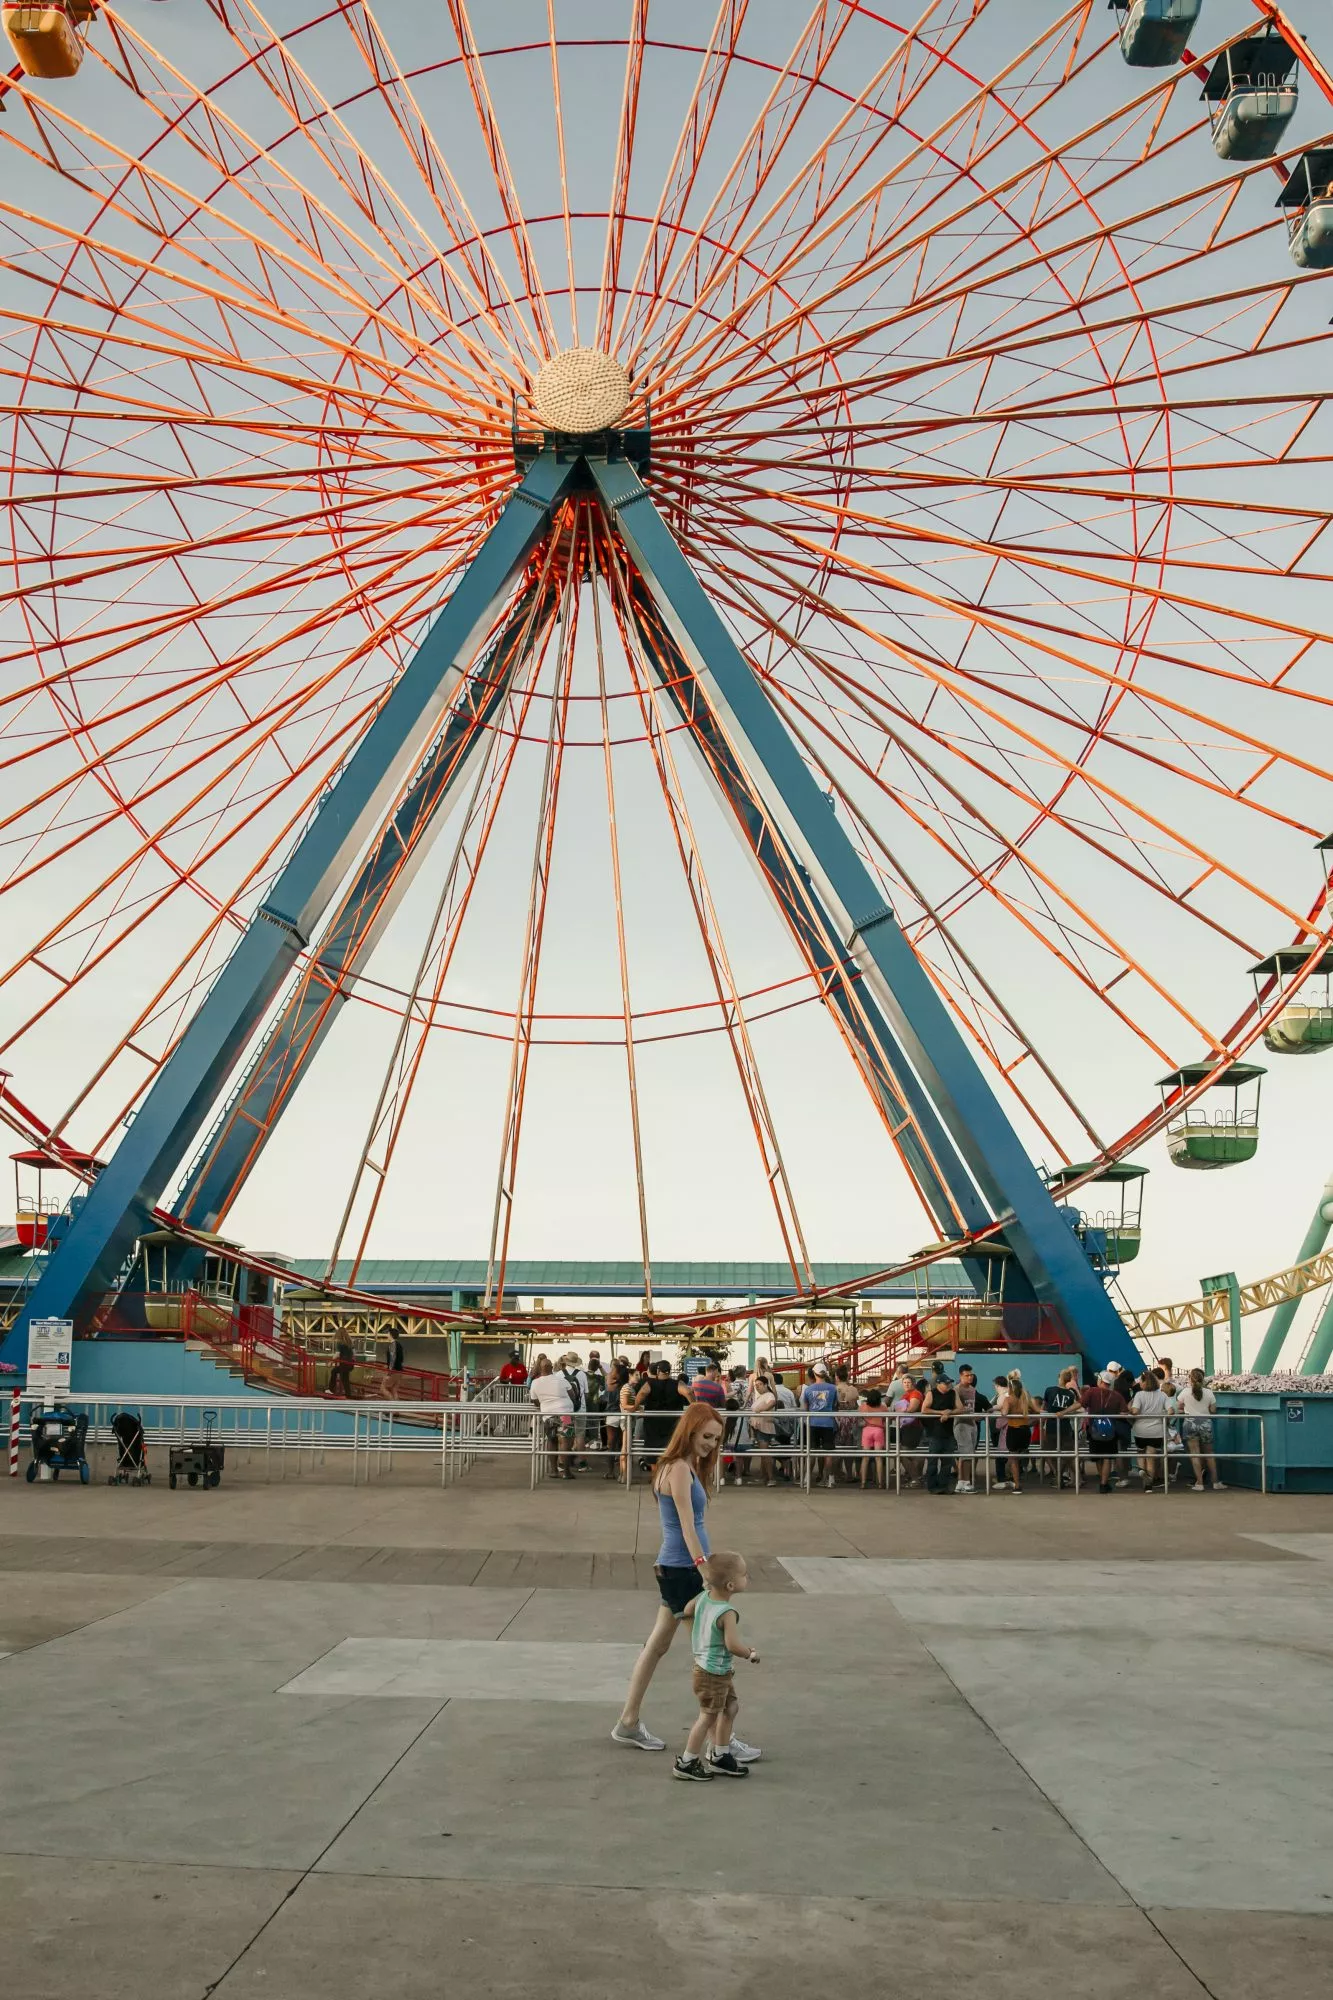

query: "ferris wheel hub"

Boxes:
[531, 347, 631, 434]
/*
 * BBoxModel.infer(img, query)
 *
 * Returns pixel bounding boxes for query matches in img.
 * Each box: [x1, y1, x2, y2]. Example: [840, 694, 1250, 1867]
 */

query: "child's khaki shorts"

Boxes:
[692, 1665, 738, 1715]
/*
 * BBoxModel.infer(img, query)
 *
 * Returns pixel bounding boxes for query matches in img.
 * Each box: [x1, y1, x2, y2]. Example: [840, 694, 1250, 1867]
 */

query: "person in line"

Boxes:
[618, 1358, 641, 1483]
[833, 1363, 860, 1484]
[998, 1370, 1040, 1493]
[746, 1369, 779, 1487]
[988, 1375, 1010, 1486]
[674, 1550, 761, 1783]
[691, 1359, 728, 1410]
[329, 1333, 356, 1399]
[800, 1360, 839, 1486]
[1042, 1366, 1082, 1489]
[558, 1351, 588, 1468]
[895, 1374, 926, 1487]
[772, 1370, 799, 1480]
[859, 1386, 886, 1490]
[1156, 1356, 1180, 1394]
[498, 1348, 528, 1387]
[529, 1353, 576, 1479]
[1177, 1368, 1225, 1491]
[384, 1333, 405, 1374]
[584, 1349, 608, 1458]
[638, 1358, 690, 1464]
[922, 1365, 957, 1494]
[603, 1357, 630, 1480]
[1080, 1367, 1128, 1493]
[613, 1405, 761, 1764]
[952, 1364, 982, 1493]
[1129, 1366, 1173, 1492]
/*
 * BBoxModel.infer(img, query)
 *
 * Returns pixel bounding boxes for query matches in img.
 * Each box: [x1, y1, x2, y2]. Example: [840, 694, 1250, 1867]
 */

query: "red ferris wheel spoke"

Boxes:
[612, 0, 748, 362]
[682, 520, 1316, 990]
[594, 0, 649, 355]
[444, 0, 558, 359]
[84, 3, 529, 393]
[689, 544, 1222, 1068]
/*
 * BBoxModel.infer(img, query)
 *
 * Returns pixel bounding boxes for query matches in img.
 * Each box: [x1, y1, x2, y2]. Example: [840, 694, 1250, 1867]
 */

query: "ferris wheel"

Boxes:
[2, 0, 1333, 1372]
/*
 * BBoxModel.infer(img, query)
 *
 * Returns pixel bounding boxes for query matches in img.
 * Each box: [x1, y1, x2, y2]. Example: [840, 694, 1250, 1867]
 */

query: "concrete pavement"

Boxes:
[1, 1472, 1330, 1997]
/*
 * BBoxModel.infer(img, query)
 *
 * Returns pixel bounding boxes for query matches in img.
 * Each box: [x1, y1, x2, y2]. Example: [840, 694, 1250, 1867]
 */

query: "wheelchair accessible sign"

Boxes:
[26, 1319, 72, 1399]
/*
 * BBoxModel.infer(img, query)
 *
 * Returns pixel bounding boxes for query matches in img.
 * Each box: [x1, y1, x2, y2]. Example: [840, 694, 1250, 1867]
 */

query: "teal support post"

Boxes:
[1253, 1172, 1333, 1374]
[747, 1294, 757, 1372]
[449, 1289, 463, 1375]
[1301, 1287, 1333, 1375]
[1201, 1272, 1240, 1374]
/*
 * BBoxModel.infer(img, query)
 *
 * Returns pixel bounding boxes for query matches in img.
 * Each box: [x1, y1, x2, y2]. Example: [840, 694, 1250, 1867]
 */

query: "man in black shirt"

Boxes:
[922, 1368, 958, 1494]
[637, 1359, 689, 1458]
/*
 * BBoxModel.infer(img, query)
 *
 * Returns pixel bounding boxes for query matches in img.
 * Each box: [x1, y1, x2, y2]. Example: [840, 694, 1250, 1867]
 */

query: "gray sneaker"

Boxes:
[611, 1719, 665, 1752]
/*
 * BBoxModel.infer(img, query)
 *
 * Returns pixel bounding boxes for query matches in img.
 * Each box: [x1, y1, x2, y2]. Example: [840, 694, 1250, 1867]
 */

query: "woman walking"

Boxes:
[612, 1403, 760, 1764]
[998, 1370, 1040, 1493]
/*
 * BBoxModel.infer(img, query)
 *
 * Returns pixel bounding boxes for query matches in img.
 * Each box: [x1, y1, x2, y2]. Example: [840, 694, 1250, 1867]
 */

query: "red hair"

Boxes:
[652, 1400, 724, 1490]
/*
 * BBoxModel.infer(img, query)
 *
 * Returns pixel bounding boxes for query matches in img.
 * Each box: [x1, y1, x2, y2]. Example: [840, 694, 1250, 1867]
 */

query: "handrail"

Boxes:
[176, 1292, 468, 1402]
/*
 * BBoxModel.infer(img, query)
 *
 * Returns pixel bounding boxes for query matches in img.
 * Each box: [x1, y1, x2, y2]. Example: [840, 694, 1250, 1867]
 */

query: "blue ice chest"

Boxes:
[1214, 1391, 1333, 1492]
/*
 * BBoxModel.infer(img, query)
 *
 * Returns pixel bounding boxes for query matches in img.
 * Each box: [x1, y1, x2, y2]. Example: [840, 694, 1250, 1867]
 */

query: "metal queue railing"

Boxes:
[7, 1392, 1271, 1494]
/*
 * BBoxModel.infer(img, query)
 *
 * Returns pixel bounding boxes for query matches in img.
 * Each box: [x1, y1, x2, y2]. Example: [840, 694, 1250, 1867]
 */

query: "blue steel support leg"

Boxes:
[1, 450, 578, 1361]
[625, 586, 1013, 1300]
[592, 453, 1139, 1373]
[173, 579, 558, 1235]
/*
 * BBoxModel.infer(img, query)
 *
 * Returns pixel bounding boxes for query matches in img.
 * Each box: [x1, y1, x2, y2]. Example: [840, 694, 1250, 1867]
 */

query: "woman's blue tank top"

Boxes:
[655, 1471, 709, 1567]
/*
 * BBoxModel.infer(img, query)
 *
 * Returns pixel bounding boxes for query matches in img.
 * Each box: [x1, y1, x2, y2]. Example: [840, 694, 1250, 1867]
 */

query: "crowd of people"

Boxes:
[507, 1346, 1227, 1494]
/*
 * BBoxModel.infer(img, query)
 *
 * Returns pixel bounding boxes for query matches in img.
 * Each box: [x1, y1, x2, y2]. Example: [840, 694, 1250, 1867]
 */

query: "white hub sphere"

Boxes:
[531, 347, 631, 433]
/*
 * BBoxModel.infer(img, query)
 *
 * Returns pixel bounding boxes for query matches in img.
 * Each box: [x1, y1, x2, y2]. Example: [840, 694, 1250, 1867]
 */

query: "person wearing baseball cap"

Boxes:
[801, 1359, 839, 1486]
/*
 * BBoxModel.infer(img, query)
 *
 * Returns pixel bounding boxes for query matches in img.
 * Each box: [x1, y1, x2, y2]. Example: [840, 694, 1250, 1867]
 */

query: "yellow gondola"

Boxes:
[3, 1, 86, 79]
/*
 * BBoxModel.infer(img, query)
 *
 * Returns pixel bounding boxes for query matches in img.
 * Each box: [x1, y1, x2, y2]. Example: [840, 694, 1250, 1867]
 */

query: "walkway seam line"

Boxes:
[203, 1696, 451, 1996]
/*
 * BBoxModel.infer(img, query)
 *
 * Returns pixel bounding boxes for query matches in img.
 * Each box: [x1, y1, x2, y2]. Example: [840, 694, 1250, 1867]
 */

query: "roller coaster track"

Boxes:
[1128, 1249, 1333, 1345]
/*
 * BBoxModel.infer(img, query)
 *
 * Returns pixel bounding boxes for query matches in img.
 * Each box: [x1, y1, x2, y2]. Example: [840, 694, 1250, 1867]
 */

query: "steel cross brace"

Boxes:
[591, 455, 1140, 1372]
[172, 578, 558, 1238]
[2, 450, 581, 1357]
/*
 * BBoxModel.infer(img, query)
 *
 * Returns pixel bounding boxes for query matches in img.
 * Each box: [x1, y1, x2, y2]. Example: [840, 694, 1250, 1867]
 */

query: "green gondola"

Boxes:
[1045, 1160, 1147, 1267]
[1159, 1063, 1264, 1172]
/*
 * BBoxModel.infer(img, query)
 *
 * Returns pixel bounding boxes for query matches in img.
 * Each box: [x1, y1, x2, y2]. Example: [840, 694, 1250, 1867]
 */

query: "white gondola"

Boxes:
[1251, 945, 1333, 1056]
[1278, 150, 1333, 270]
[1203, 34, 1298, 161]
[1109, 0, 1203, 69]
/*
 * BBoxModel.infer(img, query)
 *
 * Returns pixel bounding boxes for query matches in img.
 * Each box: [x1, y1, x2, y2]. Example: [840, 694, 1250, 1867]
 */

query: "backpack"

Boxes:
[1087, 1413, 1117, 1445]
[584, 1370, 606, 1413]
[562, 1370, 583, 1411]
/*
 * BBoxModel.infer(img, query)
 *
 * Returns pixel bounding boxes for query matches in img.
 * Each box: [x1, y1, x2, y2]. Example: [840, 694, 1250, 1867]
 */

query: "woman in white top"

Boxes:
[529, 1355, 575, 1480]
[1128, 1368, 1173, 1493]
[1177, 1368, 1224, 1491]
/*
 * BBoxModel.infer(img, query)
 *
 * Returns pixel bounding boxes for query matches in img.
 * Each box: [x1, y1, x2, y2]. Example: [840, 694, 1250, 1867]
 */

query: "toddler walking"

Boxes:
[673, 1550, 761, 1783]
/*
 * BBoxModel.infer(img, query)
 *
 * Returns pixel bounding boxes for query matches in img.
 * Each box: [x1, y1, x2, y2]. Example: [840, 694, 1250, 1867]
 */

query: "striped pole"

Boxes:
[9, 1389, 20, 1477]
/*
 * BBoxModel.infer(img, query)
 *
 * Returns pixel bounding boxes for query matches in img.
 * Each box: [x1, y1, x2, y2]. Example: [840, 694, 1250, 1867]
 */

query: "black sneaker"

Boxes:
[672, 1755, 713, 1782]
[705, 1750, 750, 1779]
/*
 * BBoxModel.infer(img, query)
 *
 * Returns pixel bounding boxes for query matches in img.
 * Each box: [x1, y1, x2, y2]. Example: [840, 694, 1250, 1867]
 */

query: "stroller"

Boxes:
[108, 1410, 152, 1486]
[26, 1407, 90, 1484]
